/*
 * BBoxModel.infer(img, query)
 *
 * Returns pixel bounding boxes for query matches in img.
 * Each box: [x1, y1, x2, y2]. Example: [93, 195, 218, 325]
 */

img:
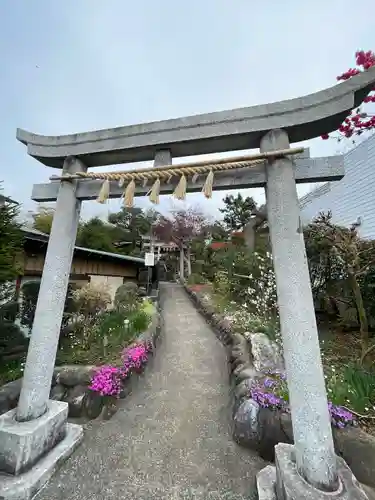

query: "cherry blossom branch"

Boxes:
[321, 50, 375, 141]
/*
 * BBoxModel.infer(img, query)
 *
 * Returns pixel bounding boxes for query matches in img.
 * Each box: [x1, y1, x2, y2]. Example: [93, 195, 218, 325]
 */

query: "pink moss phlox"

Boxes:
[122, 342, 149, 370]
[90, 342, 152, 398]
[89, 365, 122, 397]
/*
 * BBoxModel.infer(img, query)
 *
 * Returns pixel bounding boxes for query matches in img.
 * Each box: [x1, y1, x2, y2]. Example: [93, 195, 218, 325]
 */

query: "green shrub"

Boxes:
[0, 321, 28, 352]
[0, 321, 27, 384]
[187, 273, 207, 285]
[128, 309, 150, 334]
[326, 362, 375, 414]
[0, 357, 25, 385]
[223, 306, 280, 342]
[343, 363, 375, 413]
[213, 270, 231, 298]
[0, 300, 19, 322]
[114, 282, 139, 312]
[59, 283, 112, 351]
[141, 299, 156, 317]
[72, 282, 111, 318]
[95, 309, 133, 342]
[360, 267, 375, 329]
[192, 259, 205, 275]
[62, 283, 79, 326]
[0, 192, 24, 290]
[19, 281, 83, 334]
[20, 281, 40, 330]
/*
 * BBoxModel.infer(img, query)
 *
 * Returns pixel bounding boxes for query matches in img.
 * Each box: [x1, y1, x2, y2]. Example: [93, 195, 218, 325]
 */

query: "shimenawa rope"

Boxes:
[49, 147, 304, 206]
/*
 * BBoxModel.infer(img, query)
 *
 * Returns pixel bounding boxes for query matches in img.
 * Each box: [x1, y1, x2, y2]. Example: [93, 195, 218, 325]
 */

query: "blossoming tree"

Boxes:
[321, 50, 375, 142]
[152, 207, 210, 278]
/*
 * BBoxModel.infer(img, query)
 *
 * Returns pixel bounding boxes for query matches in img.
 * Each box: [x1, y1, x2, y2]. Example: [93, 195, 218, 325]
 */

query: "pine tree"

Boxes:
[0, 187, 23, 303]
[219, 193, 257, 231]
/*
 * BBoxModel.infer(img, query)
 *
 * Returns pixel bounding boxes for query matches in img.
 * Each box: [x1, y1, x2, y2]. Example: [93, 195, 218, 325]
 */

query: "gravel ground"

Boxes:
[36, 283, 265, 500]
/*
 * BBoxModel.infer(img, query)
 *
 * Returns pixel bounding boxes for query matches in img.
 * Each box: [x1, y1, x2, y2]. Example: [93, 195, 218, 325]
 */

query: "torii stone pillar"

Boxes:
[260, 130, 338, 492]
[17, 156, 86, 421]
[0, 156, 85, 500]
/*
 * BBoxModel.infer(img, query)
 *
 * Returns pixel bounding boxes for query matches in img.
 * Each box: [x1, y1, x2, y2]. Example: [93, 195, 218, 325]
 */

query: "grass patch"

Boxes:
[319, 325, 375, 434]
[56, 325, 135, 367]
[0, 356, 25, 385]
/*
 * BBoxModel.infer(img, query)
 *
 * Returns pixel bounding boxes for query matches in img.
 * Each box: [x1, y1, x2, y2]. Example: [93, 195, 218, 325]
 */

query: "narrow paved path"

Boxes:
[37, 283, 265, 500]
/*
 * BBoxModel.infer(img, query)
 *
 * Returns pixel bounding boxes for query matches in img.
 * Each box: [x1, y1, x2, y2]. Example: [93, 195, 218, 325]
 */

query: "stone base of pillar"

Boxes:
[257, 443, 369, 500]
[257, 465, 278, 499]
[0, 400, 83, 500]
[0, 400, 67, 475]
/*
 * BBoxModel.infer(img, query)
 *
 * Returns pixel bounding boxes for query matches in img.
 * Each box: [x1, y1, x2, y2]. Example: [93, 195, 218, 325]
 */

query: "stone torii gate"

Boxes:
[1, 67, 374, 499]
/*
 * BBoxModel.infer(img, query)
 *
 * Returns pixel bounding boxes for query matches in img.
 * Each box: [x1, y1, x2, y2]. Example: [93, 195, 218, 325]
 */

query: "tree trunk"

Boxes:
[349, 272, 369, 359]
[103, 334, 108, 357]
[186, 247, 192, 276]
[243, 220, 256, 252]
[179, 248, 185, 281]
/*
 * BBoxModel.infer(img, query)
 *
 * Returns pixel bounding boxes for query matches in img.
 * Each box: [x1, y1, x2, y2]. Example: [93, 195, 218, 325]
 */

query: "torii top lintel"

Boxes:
[17, 67, 375, 169]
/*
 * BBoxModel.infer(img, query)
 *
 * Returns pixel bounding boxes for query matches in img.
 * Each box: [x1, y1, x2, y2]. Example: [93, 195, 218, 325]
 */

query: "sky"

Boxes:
[0, 0, 374, 223]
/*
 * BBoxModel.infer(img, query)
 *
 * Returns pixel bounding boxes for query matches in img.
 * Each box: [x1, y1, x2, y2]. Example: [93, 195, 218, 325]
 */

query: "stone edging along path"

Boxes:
[0, 303, 162, 422]
[183, 282, 375, 489]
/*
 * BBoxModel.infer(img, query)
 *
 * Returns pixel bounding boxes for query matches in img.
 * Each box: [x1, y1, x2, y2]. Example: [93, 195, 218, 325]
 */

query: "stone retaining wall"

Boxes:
[0, 307, 162, 422]
[183, 283, 375, 489]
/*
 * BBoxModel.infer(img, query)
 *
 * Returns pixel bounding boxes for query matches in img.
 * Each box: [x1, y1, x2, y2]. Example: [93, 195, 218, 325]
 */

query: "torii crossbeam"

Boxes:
[16, 66, 375, 168]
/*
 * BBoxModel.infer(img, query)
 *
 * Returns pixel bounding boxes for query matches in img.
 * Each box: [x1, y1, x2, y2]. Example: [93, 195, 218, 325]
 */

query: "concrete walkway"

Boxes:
[37, 283, 265, 500]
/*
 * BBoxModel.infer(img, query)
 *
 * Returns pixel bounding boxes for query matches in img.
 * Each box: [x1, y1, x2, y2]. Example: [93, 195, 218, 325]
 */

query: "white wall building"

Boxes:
[299, 134, 375, 239]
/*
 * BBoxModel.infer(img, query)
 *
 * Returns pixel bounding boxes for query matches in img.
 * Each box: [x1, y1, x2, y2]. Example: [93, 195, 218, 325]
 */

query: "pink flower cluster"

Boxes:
[337, 50, 375, 80]
[321, 50, 375, 140]
[122, 343, 149, 370]
[89, 341, 152, 397]
[89, 365, 122, 397]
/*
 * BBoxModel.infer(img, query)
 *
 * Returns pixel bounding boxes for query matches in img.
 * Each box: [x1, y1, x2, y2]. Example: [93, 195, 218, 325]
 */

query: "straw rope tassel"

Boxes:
[173, 174, 187, 200]
[97, 179, 110, 204]
[149, 178, 160, 204]
[202, 169, 214, 199]
[123, 179, 136, 208]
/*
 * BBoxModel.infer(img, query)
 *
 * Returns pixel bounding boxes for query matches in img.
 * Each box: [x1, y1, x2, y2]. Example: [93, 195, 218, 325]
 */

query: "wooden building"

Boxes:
[18, 228, 146, 300]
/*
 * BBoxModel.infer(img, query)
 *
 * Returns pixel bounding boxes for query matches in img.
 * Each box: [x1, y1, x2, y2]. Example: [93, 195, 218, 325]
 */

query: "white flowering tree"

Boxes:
[244, 251, 278, 321]
[212, 248, 280, 341]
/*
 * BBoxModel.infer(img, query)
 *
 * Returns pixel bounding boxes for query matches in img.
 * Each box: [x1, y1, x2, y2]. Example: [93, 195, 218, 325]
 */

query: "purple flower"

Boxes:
[248, 377, 355, 430]
[250, 387, 285, 409]
[263, 377, 276, 388]
[328, 403, 356, 428]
